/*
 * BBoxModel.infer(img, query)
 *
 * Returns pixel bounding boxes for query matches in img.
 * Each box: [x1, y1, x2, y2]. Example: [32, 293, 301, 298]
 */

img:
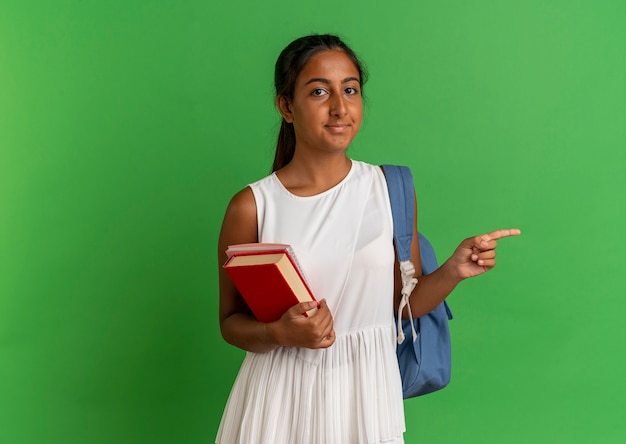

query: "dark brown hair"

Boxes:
[272, 34, 367, 172]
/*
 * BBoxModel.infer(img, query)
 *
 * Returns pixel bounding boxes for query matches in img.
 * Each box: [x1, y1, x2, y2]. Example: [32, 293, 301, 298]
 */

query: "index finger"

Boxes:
[482, 228, 522, 242]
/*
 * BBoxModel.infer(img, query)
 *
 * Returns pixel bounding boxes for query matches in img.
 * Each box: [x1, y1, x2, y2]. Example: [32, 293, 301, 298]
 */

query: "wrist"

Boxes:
[440, 259, 464, 287]
[264, 321, 282, 349]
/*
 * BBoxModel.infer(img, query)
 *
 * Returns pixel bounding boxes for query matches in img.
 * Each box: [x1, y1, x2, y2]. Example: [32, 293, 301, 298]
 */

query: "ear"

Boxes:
[276, 95, 294, 123]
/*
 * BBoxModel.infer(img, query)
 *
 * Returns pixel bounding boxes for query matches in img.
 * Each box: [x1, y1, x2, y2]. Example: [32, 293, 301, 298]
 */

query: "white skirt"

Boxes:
[216, 325, 405, 444]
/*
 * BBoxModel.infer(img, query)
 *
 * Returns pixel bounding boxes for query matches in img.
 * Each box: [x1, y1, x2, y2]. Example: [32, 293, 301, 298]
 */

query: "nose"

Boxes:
[330, 94, 347, 117]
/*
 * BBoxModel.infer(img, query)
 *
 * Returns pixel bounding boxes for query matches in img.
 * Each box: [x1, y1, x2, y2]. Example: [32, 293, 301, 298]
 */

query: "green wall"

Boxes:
[2, 1, 625, 443]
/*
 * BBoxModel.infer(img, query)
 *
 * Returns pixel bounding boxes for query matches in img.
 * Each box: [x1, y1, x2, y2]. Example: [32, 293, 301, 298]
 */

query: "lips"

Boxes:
[325, 124, 351, 133]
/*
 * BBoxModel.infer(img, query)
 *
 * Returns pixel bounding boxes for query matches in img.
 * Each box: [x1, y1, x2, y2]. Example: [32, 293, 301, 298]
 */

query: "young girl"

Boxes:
[216, 34, 520, 444]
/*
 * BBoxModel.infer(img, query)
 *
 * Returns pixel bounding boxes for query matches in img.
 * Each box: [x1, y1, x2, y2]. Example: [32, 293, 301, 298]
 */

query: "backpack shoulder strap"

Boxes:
[381, 165, 414, 262]
[381, 164, 418, 343]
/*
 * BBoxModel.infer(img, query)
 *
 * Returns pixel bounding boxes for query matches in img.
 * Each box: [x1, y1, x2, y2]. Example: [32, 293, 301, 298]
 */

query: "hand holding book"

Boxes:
[268, 298, 336, 349]
[224, 243, 335, 348]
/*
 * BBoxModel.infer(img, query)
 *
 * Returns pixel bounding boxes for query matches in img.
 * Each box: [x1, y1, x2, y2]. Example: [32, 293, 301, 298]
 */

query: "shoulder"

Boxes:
[225, 186, 257, 223]
[248, 172, 277, 189]
[348, 159, 387, 180]
[377, 164, 415, 182]
[226, 171, 277, 217]
[350, 160, 409, 177]
[219, 186, 258, 251]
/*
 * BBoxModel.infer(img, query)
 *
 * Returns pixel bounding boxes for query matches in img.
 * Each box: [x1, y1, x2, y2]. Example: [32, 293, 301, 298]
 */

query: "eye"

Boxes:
[345, 86, 359, 95]
[311, 88, 327, 97]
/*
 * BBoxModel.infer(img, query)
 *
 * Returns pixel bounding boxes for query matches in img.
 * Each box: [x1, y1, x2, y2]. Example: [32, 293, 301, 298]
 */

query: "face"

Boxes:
[278, 50, 363, 156]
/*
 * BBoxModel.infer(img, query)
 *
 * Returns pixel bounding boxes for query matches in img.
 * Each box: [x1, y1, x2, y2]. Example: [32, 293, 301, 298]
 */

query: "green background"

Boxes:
[2, 0, 625, 443]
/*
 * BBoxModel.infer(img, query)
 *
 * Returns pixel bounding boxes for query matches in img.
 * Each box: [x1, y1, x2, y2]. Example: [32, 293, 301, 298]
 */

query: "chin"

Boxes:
[329, 135, 356, 149]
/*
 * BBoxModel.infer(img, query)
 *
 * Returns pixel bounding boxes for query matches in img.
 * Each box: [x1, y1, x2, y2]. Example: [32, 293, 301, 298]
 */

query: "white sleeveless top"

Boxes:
[216, 160, 405, 444]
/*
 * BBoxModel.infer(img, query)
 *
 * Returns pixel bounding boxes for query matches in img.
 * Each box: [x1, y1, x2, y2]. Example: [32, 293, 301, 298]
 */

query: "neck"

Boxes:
[275, 152, 352, 197]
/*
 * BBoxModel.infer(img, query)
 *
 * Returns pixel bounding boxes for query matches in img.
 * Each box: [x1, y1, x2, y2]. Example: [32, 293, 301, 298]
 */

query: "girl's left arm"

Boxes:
[393, 190, 520, 317]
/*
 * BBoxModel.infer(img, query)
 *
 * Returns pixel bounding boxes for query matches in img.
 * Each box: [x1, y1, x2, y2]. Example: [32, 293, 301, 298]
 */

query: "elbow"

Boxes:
[219, 315, 238, 347]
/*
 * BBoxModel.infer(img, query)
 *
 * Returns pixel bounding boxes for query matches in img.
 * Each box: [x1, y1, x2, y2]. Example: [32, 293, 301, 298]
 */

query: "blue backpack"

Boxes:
[382, 164, 454, 399]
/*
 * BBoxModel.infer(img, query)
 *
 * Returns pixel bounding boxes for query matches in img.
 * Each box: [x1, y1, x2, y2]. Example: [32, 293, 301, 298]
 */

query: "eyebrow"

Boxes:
[304, 76, 360, 85]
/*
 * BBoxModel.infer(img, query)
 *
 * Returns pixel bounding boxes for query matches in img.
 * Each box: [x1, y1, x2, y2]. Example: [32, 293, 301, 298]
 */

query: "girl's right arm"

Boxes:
[218, 187, 335, 353]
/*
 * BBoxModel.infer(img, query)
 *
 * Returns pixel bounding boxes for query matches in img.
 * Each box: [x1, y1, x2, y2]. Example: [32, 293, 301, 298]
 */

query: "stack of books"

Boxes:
[223, 243, 318, 323]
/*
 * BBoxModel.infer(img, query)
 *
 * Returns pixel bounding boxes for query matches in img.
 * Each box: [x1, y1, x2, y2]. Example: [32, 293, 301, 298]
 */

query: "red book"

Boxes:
[223, 244, 318, 323]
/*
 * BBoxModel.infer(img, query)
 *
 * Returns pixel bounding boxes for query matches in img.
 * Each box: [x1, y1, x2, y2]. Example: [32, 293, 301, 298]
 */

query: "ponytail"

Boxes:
[272, 120, 296, 172]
